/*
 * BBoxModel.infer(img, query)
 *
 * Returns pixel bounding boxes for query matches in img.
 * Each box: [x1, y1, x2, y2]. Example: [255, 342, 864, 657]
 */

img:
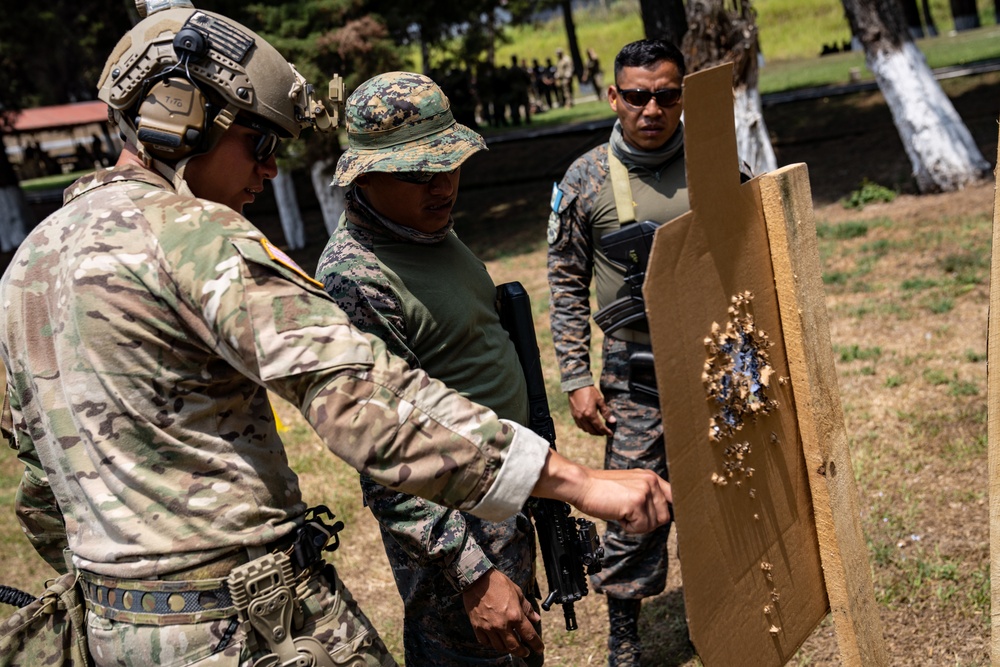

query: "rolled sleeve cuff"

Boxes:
[468, 420, 549, 522]
[447, 541, 495, 592]
[561, 375, 594, 393]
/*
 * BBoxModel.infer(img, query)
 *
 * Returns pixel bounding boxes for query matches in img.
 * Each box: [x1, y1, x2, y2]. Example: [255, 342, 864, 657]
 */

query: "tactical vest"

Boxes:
[591, 149, 689, 343]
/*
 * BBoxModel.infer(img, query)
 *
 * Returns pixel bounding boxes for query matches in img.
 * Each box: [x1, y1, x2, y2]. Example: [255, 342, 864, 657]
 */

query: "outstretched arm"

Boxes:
[532, 449, 672, 534]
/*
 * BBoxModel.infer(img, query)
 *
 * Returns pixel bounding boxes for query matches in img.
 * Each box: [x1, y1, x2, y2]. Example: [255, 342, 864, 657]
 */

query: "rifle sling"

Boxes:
[608, 151, 636, 225]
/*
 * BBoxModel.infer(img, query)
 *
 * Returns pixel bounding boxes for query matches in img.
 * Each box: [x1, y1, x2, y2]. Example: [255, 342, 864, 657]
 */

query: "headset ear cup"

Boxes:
[135, 78, 208, 161]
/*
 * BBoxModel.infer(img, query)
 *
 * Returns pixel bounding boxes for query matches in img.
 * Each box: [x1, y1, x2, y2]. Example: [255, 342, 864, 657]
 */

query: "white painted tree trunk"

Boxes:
[0, 186, 29, 253]
[272, 168, 305, 251]
[310, 158, 347, 236]
[733, 85, 777, 177]
[868, 41, 989, 192]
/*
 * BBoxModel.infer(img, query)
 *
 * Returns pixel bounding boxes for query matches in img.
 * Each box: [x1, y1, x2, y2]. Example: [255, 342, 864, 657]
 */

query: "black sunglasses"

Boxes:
[233, 115, 282, 163]
[390, 171, 440, 184]
[616, 87, 683, 109]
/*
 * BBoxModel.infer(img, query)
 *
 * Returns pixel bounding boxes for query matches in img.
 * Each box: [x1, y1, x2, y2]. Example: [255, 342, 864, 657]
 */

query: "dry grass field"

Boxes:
[279, 179, 996, 665]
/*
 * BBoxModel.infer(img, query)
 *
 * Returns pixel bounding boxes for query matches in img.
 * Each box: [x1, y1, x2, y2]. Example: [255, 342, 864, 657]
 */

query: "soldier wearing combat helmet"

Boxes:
[0, 2, 673, 663]
[317, 72, 541, 666]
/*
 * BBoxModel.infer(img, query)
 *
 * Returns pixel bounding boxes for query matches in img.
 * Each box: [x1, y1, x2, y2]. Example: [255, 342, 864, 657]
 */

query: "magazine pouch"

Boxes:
[0, 571, 89, 667]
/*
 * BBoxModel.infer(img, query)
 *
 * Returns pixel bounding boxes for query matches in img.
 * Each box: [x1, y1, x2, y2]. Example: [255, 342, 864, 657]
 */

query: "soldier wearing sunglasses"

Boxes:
[316, 71, 547, 667]
[547, 39, 689, 667]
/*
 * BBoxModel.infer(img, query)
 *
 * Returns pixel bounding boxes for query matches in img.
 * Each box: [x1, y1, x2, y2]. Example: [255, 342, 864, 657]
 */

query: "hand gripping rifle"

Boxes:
[496, 281, 604, 631]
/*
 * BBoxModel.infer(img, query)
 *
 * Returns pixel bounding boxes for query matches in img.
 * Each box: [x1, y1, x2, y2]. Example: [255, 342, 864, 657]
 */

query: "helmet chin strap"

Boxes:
[154, 156, 197, 199]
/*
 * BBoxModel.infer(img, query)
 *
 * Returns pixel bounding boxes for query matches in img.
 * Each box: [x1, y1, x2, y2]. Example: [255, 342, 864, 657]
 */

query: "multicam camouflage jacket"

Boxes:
[0, 165, 548, 580]
[546, 135, 688, 393]
[316, 189, 536, 603]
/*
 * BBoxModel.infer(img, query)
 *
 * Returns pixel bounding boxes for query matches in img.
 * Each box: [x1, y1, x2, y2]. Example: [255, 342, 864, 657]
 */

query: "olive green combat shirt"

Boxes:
[0, 164, 548, 579]
[317, 191, 533, 594]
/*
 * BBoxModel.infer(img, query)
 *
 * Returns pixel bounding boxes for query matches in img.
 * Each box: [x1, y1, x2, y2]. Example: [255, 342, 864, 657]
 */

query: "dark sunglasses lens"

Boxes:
[620, 88, 681, 107]
[654, 89, 682, 106]
[621, 90, 652, 107]
[255, 132, 280, 163]
[392, 171, 435, 184]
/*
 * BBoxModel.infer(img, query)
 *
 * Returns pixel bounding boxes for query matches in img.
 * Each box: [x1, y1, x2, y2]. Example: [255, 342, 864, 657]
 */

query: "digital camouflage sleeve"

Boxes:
[547, 144, 611, 392]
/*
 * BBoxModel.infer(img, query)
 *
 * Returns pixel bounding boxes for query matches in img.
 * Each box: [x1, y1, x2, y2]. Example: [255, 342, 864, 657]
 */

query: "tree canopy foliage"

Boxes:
[0, 0, 135, 127]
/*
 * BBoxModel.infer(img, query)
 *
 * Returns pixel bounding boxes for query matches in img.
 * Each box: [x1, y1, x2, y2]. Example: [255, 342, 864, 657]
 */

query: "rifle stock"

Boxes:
[496, 281, 604, 632]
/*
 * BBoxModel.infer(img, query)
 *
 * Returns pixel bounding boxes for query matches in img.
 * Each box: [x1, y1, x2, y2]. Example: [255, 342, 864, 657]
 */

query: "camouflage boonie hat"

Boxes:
[332, 71, 486, 187]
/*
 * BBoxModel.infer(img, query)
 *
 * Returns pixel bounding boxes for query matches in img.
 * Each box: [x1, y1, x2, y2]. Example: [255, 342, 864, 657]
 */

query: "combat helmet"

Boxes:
[98, 0, 343, 165]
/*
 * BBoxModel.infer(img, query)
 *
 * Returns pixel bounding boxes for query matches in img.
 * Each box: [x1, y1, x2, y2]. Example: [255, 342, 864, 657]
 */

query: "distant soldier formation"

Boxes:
[432, 45, 603, 130]
[6, 47, 597, 182]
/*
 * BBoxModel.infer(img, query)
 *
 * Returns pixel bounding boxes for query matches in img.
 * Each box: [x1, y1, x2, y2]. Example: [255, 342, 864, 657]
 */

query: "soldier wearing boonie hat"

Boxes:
[318, 72, 547, 666]
[332, 71, 486, 186]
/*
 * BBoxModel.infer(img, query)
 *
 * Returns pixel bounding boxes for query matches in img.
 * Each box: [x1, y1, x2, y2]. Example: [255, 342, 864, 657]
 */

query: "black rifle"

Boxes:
[496, 281, 604, 632]
[592, 220, 660, 336]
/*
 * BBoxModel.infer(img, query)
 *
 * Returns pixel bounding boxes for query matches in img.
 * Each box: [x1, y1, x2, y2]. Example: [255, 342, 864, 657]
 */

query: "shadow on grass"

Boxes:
[453, 180, 552, 262]
[640, 588, 697, 666]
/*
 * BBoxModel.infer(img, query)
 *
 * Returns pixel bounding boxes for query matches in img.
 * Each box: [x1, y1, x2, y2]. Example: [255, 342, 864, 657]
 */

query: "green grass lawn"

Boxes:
[19, 170, 90, 193]
[489, 0, 1000, 96]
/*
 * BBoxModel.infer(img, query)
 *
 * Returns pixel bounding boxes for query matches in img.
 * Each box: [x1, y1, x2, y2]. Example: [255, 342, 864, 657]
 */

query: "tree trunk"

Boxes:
[899, 0, 925, 38]
[948, 0, 980, 30]
[733, 85, 776, 176]
[921, 0, 939, 36]
[682, 0, 776, 176]
[420, 31, 432, 76]
[0, 145, 30, 253]
[273, 168, 305, 251]
[559, 0, 584, 78]
[310, 158, 346, 237]
[842, 0, 989, 192]
[640, 0, 689, 47]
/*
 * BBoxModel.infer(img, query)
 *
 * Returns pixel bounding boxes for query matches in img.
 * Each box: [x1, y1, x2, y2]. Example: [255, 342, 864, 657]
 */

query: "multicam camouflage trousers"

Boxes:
[591, 337, 672, 601]
[85, 563, 396, 667]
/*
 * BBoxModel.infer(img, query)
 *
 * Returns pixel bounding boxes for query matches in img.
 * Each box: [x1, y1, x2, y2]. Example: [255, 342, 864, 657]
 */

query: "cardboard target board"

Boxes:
[643, 64, 886, 666]
[987, 118, 1000, 666]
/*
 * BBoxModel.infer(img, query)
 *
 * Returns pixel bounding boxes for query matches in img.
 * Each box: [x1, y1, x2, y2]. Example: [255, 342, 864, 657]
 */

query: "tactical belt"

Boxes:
[80, 571, 235, 626]
[78, 506, 344, 627]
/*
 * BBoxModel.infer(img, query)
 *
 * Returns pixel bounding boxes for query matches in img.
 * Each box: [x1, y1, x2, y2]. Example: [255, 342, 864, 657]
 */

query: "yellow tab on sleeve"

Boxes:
[260, 238, 324, 288]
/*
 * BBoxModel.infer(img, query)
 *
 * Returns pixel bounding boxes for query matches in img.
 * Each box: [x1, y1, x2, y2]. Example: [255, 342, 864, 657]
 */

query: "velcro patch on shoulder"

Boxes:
[547, 182, 577, 245]
[550, 182, 564, 213]
[259, 238, 324, 288]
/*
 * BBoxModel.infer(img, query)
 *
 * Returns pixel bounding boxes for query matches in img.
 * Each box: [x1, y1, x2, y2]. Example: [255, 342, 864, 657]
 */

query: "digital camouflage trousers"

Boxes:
[591, 337, 672, 601]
